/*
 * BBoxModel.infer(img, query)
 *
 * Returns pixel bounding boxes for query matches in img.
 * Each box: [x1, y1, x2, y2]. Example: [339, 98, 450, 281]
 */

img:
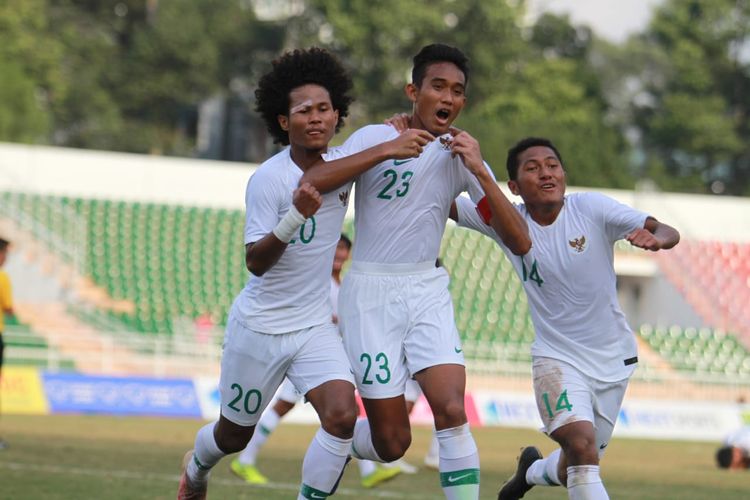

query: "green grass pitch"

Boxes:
[0, 414, 747, 499]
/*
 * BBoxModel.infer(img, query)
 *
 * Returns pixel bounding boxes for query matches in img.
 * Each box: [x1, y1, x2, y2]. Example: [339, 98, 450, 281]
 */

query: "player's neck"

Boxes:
[409, 111, 443, 137]
[289, 144, 327, 171]
[526, 200, 564, 226]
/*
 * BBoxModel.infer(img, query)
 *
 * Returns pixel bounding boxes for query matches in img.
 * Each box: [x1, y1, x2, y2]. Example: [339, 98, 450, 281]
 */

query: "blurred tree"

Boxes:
[466, 57, 630, 187]
[290, 2, 631, 187]
[469, 12, 631, 187]
[42, 0, 285, 156]
[297, 0, 523, 124]
[0, 0, 64, 142]
[629, 0, 750, 195]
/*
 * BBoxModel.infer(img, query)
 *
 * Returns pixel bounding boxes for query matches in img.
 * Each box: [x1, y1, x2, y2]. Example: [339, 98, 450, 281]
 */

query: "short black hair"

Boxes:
[716, 445, 734, 469]
[0, 237, 9, 251]
[339, 233, 352, 249]
[506, 137, 564, 181]
[412, 44, 469, 88]
[255, 47, 353, 145]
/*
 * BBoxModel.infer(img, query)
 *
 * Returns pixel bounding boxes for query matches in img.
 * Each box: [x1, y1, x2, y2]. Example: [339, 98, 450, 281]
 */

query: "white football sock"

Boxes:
[358, 458, 377, 477]
[567, 465, 609, 500]
[436, 423, 480, 500]
[298, 427, 352, 499]
[350, 418, 384, 462]
[526, 448, 562, 486]
[187, 422, 226, 483]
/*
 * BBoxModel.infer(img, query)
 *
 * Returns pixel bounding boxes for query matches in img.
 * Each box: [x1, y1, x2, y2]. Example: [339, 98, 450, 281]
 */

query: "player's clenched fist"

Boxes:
[626, 227, 662, 251]
[293, 182, 322, 218]
[386, 129, 435, 159]
[449, 128, 486, 177]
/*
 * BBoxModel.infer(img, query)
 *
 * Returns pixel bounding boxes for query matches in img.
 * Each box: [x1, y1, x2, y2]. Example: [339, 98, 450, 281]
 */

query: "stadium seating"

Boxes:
[441, 225, 534, 363]
[2, 317, 77, 370]
[5, 190, 750, 379]
[637, 324, 750, 379]
[655, 240, 750, 340]
[1, 191, 246, 336]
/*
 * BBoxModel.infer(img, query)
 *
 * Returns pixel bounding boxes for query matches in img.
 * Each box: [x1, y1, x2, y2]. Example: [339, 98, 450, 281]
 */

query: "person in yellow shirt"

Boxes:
[0, 237, 15, 450]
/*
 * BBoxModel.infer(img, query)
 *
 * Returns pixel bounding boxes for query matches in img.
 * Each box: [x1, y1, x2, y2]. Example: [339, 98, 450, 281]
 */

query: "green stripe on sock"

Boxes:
[192, 454, 210, 471]
[258, 424, 272, 437]
[300, 483, 330, 499]
[542, 470, 556, 485]
[440, 468, 480, 487]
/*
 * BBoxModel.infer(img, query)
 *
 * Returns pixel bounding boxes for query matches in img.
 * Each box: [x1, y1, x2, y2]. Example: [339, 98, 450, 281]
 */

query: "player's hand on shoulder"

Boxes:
[384, 113, 411, 132]
[293, 182, 322, 218]
[626, 227, 661, 251]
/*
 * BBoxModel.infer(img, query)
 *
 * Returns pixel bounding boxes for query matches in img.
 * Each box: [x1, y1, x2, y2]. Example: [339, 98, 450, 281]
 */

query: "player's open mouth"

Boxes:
[436, 109, 451, 122]
[540, 183, 556, 190]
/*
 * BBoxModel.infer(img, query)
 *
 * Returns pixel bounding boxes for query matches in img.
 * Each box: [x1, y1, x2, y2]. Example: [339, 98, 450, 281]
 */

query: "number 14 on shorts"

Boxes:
[541, 389, 573, 418]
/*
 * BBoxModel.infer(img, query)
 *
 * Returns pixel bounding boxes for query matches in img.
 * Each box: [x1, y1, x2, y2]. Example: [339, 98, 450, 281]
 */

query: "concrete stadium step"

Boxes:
[13, 302, 218, 377]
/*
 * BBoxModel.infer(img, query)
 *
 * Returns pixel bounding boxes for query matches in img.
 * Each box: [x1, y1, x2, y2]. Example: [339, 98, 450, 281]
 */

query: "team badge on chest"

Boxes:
[568, 235, 587, 254]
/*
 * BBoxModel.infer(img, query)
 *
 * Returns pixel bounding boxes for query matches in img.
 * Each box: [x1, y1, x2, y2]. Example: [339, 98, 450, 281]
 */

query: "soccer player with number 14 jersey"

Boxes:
[452, 137, 680, 500]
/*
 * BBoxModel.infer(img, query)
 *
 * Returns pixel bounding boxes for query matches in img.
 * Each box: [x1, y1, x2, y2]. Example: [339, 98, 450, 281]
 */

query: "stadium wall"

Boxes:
[2, 367, 746, 442]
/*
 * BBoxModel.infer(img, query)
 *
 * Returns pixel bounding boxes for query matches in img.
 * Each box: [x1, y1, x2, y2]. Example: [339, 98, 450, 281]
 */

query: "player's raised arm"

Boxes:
[626, 217, 680, 251]
[450, 129, 531, 256]
[299, 128, 435, 194]
[245, 183, 322, 276]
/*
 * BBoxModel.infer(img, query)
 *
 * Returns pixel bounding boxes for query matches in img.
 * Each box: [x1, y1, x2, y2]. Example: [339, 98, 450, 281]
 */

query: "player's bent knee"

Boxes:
[319, 404, 358, 438]
[561, 435, 598, 465]
[215, 431, 252, 454]
[373, 428, 411, 462]
[215, 417, 254, 454]
[432, 399, 467, 430]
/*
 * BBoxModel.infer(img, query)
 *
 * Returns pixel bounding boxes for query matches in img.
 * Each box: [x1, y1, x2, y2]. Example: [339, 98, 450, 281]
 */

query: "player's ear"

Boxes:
[405, 83, 418, 103]
[508, 180, 520, 196]
[277, 114, 289, 131]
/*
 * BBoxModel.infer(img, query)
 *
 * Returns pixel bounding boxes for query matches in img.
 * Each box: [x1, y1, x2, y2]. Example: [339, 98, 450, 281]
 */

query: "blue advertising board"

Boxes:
[42, 373, 202, 418]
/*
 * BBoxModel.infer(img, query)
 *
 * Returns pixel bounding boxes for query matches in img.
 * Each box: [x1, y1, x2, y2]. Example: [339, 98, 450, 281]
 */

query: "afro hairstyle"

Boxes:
[255, 47, 353, 145]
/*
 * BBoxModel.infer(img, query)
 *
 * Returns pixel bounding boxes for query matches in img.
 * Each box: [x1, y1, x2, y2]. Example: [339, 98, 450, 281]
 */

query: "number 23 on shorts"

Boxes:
[359, 352, 391, 385]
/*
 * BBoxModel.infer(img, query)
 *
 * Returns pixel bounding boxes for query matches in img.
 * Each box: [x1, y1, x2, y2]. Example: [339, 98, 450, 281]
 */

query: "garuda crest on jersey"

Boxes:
[568, 235, 586, 253]
[338, 190, 350, 207]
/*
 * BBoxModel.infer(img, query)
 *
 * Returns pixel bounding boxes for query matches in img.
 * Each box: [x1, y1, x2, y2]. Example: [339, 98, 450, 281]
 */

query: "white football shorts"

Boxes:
[339, 261, 464, 399]
[219, 314, 354, 426]
[532, 356, 629, 457]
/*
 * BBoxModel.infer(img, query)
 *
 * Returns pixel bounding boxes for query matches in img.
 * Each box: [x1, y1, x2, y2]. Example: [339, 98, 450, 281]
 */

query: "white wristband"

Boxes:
[272, 205, 307, 243]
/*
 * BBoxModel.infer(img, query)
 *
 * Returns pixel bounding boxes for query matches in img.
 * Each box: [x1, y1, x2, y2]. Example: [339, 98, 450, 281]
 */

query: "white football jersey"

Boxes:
[342, 124, 490, 264]
[457, 192, 648, 381]
[232, 147, 353, 334]
[725, 426, 750, 452]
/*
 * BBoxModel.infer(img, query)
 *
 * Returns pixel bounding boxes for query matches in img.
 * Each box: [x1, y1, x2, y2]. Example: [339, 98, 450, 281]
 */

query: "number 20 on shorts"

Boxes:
[227, 383, 262, 414]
